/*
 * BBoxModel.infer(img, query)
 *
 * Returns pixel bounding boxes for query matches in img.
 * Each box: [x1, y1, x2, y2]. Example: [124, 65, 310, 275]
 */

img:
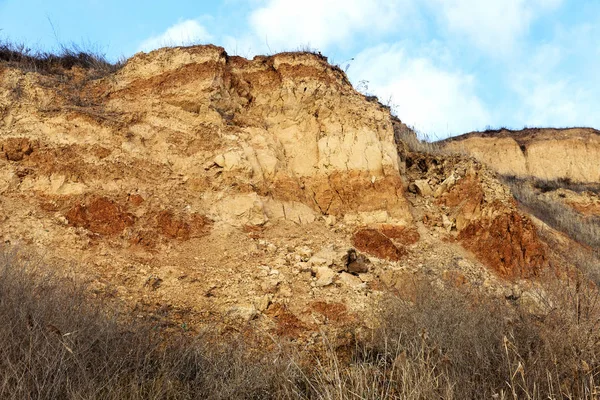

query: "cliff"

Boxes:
[0, 45, 555, 337]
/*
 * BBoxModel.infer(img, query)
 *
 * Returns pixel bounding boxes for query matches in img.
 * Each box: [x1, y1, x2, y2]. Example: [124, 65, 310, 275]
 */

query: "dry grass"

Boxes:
[290, 276, 600, 400]
[505, 176, 600, 250]
[393, 120, 443, 154]
[0, 41, 121, 77]
[0, 250, 294, 399]
[2, 247, 600, 399]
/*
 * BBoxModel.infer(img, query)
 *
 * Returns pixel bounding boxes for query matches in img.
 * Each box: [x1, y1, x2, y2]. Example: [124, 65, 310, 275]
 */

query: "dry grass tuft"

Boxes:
[393, 120, 443, 155]
[0, 41, 121, 77]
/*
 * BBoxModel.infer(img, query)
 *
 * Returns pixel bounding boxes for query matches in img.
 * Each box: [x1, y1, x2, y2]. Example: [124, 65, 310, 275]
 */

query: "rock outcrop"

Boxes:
[110, 46, 411, 225]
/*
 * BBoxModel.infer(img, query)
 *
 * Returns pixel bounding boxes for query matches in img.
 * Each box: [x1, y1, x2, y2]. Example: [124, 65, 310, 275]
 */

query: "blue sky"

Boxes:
[1, 0, 599, 138]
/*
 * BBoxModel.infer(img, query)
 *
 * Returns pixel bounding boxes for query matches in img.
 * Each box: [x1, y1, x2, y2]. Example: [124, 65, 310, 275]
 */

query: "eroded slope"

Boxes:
[0, 45, 555, 338]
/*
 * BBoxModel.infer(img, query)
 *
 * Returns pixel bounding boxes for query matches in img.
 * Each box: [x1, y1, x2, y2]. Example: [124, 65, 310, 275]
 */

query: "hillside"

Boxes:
[1, 44, 599, 398]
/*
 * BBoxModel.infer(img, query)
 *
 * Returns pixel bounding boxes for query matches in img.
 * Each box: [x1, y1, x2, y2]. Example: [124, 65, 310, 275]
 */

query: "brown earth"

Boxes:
[66, 196, 135, 236]
[458, 210, 547, 278]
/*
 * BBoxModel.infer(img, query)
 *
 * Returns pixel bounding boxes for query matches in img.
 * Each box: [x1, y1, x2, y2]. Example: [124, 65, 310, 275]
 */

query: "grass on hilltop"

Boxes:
[0, 41, 121, 76]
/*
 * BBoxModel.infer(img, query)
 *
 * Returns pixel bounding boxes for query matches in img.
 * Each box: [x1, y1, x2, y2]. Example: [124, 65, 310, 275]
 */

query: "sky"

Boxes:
[1, 0, 599, 138]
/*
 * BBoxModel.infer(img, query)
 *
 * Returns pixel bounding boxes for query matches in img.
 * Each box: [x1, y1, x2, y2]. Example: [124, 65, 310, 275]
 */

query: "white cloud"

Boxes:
[425, 0, 562, 54]
[139, 20, 213, 52]
[248, 0, 411, 52]
[221, 34, 263, 58]
[509, 39, 600, 128]
[349, 44, 490, 137]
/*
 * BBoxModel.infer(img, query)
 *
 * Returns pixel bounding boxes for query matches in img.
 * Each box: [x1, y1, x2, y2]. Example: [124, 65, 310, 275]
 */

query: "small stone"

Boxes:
[348, 253, 371, 274]
[339, 272, 364, 289]
[261, 276, 281, 293]
[324, 215, 337, 226]
[296, 246, 313, 260]
[255, 294, 272, 312]
[315, 266, 336, 287]
[442, 215, 454, 232]
[413, 179, 433, 196]
[308, 245, 349, 271]
[228, 305, 257, 321]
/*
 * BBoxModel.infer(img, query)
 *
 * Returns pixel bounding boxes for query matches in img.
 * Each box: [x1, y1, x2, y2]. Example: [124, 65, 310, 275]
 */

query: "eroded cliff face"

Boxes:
[0, 45, 555, 338]
[443, 128, 600, 183]
[1, 46, 410, 229]
[110, 46, 409, 225]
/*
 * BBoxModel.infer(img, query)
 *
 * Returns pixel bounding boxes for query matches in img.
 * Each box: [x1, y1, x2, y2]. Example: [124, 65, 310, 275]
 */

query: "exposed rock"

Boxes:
[458, 211, 547, 278]
[263, 199, 317, 224]
[406, 152, 549, 279]
[212, 193, 268, 227]
[434, 173, 458, 197]
[347, 254, 371, 274]
[308, 245, 348, 271]
[442, 214, 454, 232]
[0, 44, 578, 341]
[227, 305, 258, 322]
[295, 246, 313, 260]
[255, 294, 272, 312]
[412, 179, 433, 196]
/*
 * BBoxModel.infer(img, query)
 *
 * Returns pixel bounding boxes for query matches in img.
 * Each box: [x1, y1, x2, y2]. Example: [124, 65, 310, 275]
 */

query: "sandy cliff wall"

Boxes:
[444, 128, 600, 183]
